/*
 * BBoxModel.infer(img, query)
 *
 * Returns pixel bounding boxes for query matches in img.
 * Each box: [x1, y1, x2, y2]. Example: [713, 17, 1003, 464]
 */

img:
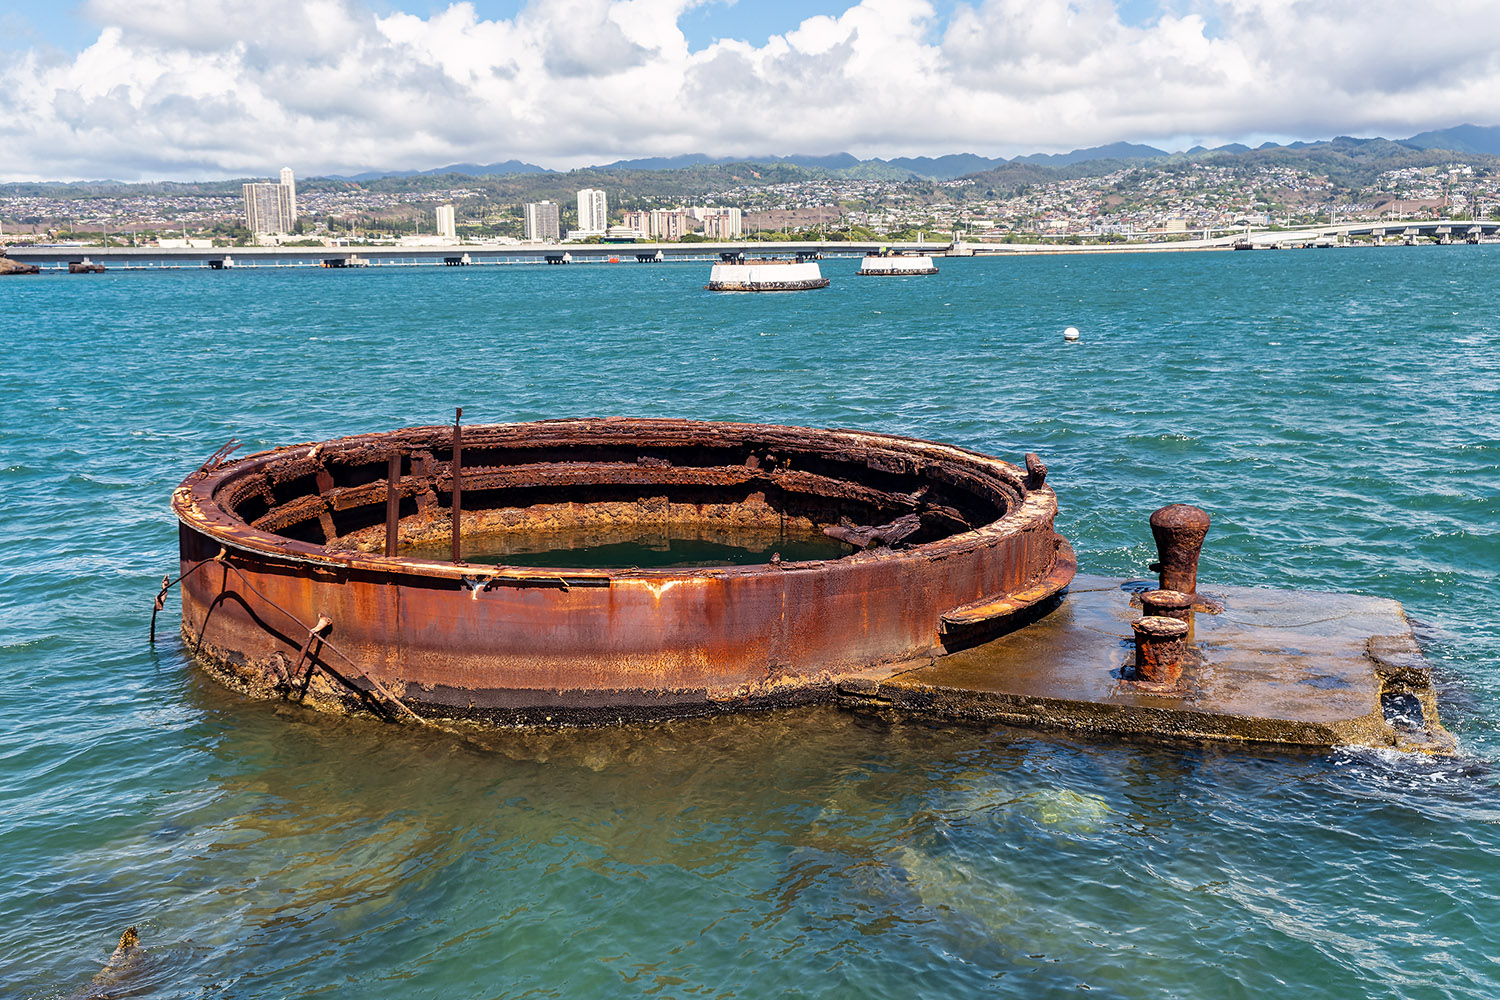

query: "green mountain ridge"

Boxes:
[6, 125, 1498, 218]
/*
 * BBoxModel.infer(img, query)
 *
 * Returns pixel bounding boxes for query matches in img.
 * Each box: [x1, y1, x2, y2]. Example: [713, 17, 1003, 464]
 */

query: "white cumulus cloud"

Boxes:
[0, 0, 1498, 180]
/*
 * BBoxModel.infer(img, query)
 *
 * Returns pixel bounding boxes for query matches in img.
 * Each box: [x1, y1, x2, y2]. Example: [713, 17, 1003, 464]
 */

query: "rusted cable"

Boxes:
[148, 548, 226, 643]
[149, 575, 170, 644]
[194, 438, 241, 478]
[1218, 612, 1357, 630]
[1079, 624, 1134, 640]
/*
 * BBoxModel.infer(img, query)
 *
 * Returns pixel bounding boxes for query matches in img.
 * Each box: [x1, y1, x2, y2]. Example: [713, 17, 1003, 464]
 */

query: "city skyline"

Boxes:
[11, 138, 1498, 251]
[4, 1, 1500, 182]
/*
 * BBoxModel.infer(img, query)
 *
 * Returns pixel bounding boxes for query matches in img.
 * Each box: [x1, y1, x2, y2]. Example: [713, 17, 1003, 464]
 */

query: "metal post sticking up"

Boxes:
[384, 452, 401, 558]
[451, 407, 463, 564]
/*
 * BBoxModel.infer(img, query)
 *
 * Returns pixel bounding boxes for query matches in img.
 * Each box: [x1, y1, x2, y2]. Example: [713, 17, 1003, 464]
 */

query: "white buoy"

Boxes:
[1063, 326, 1080, 342]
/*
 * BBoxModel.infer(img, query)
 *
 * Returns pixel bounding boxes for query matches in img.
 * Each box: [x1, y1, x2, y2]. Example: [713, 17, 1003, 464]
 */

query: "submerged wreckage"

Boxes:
[166, 417, 1453, 753]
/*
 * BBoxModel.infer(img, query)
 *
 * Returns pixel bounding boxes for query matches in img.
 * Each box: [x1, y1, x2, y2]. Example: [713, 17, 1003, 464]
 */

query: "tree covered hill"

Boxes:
[5, 124, 1498, 212]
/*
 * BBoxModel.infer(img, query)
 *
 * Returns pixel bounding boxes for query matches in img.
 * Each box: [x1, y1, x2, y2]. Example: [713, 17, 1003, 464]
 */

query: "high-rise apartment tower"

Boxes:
[279, 167, 297, 223]
[577, 188, 608, 234]
[243, 183, 294, 235]
[525, 201, 561, 242]
[436, 204, 456, 240]
[243, 168, 298, 235]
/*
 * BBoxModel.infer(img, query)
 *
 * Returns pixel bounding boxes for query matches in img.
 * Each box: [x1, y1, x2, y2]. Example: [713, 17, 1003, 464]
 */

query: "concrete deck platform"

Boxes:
[840, 575, 1454, 754]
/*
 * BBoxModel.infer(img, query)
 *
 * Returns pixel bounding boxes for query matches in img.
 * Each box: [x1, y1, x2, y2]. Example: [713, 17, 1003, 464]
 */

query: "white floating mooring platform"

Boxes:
[856, 252, 939, 276]
[706, 258, 830, 292]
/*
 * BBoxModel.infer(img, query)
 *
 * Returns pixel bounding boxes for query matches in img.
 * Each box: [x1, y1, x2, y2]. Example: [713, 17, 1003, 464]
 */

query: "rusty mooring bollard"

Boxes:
[1132, 615, 1189, 688]
[1149, 504, 1210, 595]
[1141, 588, 1193, 623]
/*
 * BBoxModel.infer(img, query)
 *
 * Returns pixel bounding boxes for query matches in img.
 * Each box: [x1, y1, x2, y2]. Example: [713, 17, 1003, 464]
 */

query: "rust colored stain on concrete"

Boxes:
[174, 419, 1075, 725]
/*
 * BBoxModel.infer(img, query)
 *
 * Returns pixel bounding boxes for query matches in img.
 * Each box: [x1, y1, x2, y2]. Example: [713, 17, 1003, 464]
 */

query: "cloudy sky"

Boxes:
[2, 0, 1498, 181]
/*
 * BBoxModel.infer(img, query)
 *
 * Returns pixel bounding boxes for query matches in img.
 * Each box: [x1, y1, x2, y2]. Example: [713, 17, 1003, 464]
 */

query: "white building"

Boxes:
[279, 167, 297, 224]
[525, 201, 560, 242]
[617, 205, 746, 240]
[436, 204, 456, 240]
[577, 188, 608, 234]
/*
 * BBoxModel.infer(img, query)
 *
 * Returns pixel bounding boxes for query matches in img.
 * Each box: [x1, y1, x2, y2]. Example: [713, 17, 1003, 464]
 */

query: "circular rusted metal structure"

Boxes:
[173, 418, 1075, 725]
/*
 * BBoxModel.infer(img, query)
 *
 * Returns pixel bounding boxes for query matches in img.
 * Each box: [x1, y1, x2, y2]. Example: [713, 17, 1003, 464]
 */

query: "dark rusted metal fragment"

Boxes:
[1024, 452, 1047, 489]
[824, 513, 922, 549]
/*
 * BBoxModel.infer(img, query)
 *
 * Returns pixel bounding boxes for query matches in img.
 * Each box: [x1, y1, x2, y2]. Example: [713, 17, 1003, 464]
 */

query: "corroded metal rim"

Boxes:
[174, 418, 1075, 725]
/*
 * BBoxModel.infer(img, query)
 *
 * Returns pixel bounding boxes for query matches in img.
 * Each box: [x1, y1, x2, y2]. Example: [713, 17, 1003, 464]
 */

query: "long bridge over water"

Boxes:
[1244, 219, 1500, 245]
[967, 219, 1500, 254]
[6, 219, 1498, 271]
[3, 241, 914, 271]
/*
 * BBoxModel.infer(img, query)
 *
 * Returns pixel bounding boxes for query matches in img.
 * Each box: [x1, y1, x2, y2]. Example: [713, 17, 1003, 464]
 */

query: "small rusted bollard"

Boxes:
[1141, 589, 1193, 622]
[1132, 615, 1189, 689]
[1149, 504, 1210, 596]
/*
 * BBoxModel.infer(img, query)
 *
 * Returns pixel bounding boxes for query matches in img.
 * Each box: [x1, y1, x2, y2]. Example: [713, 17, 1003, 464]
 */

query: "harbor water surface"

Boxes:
[3, 249, 1499, 998]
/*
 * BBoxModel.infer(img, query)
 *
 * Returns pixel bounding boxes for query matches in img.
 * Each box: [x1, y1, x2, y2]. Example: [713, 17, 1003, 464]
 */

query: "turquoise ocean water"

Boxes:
[2, 248, 1498, 998]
